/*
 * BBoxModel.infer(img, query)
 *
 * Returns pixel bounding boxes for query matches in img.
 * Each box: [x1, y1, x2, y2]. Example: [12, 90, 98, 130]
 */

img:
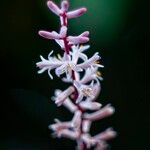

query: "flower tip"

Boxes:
[82, 7, 87, 13]
[61, 0, 69, 11]
[38, 31, 46, 37]
[47, 1, 53, 7]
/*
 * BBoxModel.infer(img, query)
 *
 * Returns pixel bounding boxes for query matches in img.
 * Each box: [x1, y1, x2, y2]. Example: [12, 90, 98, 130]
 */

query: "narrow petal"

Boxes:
[79, 45, 90, 52]
[77, 52, 100, 69]
[67, 8, 87, 19]
[55, 63, 67, 77]
[47, 1, 62, 16]
[55, 39, 65, 49]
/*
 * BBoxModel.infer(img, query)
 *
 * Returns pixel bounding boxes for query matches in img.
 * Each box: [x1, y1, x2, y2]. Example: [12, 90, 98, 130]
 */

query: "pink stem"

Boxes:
[60, 11, 87, 150]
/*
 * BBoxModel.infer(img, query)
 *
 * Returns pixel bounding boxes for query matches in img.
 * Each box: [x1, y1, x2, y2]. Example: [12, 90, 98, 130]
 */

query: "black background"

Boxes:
[0, 0, 150, 149]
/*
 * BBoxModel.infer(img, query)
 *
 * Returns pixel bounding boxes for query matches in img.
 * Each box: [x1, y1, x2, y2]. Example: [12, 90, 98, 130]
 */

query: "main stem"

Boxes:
[60, 13, 87, 150]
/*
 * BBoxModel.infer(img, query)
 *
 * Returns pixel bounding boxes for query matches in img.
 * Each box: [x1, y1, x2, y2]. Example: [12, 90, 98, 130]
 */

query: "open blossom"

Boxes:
[37, 0, 116, 150]
[36, 47, 103, 80]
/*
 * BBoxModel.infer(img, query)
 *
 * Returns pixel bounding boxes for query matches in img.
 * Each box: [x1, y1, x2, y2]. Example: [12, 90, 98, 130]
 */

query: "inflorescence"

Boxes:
[36, 1, 116, 150]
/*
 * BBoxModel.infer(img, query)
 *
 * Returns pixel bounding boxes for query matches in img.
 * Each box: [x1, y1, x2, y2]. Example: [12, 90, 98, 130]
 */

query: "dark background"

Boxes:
[1, 0, 150, 149]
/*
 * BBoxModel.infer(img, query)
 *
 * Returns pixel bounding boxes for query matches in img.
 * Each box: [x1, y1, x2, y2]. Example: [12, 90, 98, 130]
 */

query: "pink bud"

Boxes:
[63, 98, 78, 113]
[68, 36, 89, 44]
[82, 120, 91, 133]
[71, 110, 82, 129]
[79, 101, 102, 110]
[47, 1, 62, 16]
[60, 26, 67, 38]
[80, 31, 90, 37]
[83, 104, 115, 121]
[55, 86, 74, 106]
[67, 7, 87, 19]
[61, 0, 69, 12]
[94, 142, 108, 150]
[58, 129, 80, 140]
[38, 31, 61, 39]
[94, 128, 117, 141]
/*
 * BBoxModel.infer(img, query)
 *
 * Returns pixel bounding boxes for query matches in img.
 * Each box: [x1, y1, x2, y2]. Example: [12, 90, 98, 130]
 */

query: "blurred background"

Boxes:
[0, 0, 150, 149]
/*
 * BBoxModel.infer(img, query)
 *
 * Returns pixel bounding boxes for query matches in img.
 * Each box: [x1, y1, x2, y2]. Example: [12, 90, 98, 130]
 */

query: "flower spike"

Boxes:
[36, 0, 116, 150]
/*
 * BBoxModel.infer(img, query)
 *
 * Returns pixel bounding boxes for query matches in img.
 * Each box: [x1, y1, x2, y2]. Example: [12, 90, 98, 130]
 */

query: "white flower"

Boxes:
[74, 81, 95, 103]
[36, 46, 103, 80]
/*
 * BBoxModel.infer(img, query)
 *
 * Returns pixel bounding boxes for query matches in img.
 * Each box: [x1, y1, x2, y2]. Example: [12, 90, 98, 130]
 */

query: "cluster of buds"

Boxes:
[36, 1, 116, 150]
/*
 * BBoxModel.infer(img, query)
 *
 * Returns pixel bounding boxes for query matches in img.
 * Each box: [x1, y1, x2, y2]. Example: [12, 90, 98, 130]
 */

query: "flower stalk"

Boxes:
[36, 1, 116, 150]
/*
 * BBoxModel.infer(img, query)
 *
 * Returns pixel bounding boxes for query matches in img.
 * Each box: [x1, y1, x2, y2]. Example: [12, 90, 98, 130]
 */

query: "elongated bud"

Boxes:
[38, 31, 61, 39]
[82, 120, 91, 133]
[61, 0, 69, 12]
[63, 98, 78, 113]
[67, 8, 87, 19]
[79, 101, 102, 110]
[60, 26, 67, 38]
[47, 1, 62, 16]
[83, 104, 115, 121]
[49, 121, 71, 131]
[80, 31, 89, 37]
[71, 110, 82, 129]
[55, 86, 74, 106]
[58, 129, 80, 140]
[94, 128, 117, 141]
[68, 36, 89, 45]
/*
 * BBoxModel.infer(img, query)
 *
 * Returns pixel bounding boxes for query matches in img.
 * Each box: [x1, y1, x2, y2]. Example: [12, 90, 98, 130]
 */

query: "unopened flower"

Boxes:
[82, 120, 92, 133]
[71, 110, 82, 129]
[47, 0, 86, 19]
[83, 104, 115, 121]
[94, 128, 117, 141]
[79, 101, 102, 110]
[52, 86, 74, 106]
